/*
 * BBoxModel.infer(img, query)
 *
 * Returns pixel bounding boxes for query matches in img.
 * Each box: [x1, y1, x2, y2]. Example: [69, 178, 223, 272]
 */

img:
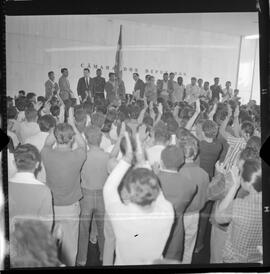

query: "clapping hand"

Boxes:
[215, 161, 226, 174]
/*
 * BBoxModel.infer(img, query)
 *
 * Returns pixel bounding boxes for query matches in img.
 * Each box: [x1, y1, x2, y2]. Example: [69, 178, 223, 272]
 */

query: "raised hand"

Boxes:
[195, 99, 201, 113]
[68, 107, 75, 126]
[227, 103, 233, 117]
[34, 101, 43, 111]
[157, 103, 163, 114]
[119, 121, 126, 138]
[215, 161, 226, 174]
[234, 104, 240, 118]
[123, 131, 133, 164]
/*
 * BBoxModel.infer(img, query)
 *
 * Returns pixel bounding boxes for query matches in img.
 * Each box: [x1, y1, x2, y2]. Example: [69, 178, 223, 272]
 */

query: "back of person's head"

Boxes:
[143, 114, 154, 127]
[128, 104, 140, 120]
[239, 147, 260, 162]
[84, 125, 102, 146]
[96, 104, 107, 115]
[161, 111, 174, 124]
[161, 145, 184, 170]
[24, 108, 38, 122]
[166, 118, 178, 135]
[7, 106, 18, 120]
[37, 96, 46, 105]
[119, 168, 160, 207]
[54, 123, 75, 145]
[18, 90, 26, 96]
[106, 109, 117, 123]
[91, 112, 106, 129]
[202, 120, 218, 139]
[50, 105, 60, 117]
[83, 101, 93, 116]
[37, 114, 56, 132]
[101, 119, 112, 133]
[14, 144, 41, 171]
[26, 92, 36, 102]
[179, 135, 199, 161]
[49, 96, 58, 106]
[246, 136, 261, 154]
[241, 159, 261, 193]
[74, 108, 87, 132]
[10, 218, 62, 268]
[176, 127, 192, 142]
[241, 121, 254, 139]
[153, 121, 170, 144]
[15, 97, 27, 111]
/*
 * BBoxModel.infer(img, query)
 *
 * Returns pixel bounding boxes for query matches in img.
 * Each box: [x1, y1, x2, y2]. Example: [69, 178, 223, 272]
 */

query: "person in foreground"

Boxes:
[215, 158, 262, 263]
[103, 131, 174, 265]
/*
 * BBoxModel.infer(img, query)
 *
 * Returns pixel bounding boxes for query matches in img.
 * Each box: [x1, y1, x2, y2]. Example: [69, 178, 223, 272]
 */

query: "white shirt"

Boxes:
[100, 134, 112, 152]
[162, 81, 168, 91]
[103, 160, 174, 265]
[146, 145, 166, 167]
[185, 84, 200, 104]
[18, 121, 40, 144]
[25, 131, 49, 183]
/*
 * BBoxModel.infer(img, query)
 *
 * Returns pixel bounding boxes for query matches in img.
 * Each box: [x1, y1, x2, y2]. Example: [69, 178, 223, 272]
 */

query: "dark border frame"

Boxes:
[0, 0, 269, 272]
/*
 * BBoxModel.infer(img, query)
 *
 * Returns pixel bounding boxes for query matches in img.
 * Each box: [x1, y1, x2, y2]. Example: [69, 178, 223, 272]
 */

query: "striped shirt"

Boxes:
[222, 135, 246, 173]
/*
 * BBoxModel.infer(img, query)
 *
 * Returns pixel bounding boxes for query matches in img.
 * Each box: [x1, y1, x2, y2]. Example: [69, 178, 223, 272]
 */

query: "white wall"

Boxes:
[6, 15, 240, 98]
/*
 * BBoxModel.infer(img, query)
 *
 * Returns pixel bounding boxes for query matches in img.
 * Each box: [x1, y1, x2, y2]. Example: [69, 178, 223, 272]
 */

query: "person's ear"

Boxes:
[120, 187, 130, 204]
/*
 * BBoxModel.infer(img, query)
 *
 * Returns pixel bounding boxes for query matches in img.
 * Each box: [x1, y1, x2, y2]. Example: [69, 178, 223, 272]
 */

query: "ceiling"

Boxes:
[98, 13, 259, 37]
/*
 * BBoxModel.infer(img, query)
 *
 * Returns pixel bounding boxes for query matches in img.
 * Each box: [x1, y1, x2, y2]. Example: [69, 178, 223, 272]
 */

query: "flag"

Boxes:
[114, 25, 123, 80]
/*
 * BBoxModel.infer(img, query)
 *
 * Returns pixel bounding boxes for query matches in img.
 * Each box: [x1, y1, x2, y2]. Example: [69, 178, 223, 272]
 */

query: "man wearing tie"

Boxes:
[77, 68, 93, 103]
[58, 68, 75, 102]
[133, 73, 145, 99]
[45, 71, 59, 100]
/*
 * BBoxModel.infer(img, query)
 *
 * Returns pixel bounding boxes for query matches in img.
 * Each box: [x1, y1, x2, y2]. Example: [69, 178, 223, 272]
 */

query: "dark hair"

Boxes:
[153, 121, 170, 143]
[120, 168, 160, 206]
[241, 159, 261, 192]
[61, 68, 68, 74]
[25, 108, 38, 122]
[37, 96, 46, 105]
[128, 104, 140, 120]
[143, 115, 154, 127]
[15, 97, 27, 111]
[84, 125, 102, 146]
[109, 72, 115, 78]
[10, 219, 62, 267]
[161, 145, 184, 170]
[14, 144, 41, 171]
[214, 77, 219, 81]
[18, 90, 26, 96]
[50, 105, 60, 117]
[241, 121, 254, 138]
[169, 72, 175, 76]
[84, 68, 90, 72]
[26, 93, 36, 101]
[179, 135, 198, 160]
[239, 147, 260, 161]
[91, 112, 106, 129]
[7, 107, 18, 120]
[54, 123, 75, 144]
[37, 115, 56, 132]
[133, 73, 139, 77]
[101, 119, 112, 133]
[166, 118, 178, 135]
[246, 136, 261, 153]
[191, 77, 197, 81]
[82, 101, 93, 116]
[202, 120, 218, 139]
[48, 71, 54, 77]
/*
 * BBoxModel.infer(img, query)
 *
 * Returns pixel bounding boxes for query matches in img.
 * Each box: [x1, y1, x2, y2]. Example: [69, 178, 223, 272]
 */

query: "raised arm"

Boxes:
[103, 132, 133, 209]
[208, 103, 217, 121]
[137, 97, 148, 124]
[232, 104, 241, 138]
[185, 99, 200, 131]
[68, 107, 86, 149]
[153, 103, 163, 127]
[219, 104, 232, 139]
[215, 165, 240, 223]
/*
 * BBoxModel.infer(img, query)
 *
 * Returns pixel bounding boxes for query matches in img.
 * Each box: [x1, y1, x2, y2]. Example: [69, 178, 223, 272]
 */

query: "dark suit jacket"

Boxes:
[134, 78, 145, 98]
[77, 77, 93, 100]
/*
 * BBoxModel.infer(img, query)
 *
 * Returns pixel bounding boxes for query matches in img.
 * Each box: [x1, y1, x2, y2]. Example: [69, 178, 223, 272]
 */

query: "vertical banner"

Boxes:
[114, 25, 123, 98]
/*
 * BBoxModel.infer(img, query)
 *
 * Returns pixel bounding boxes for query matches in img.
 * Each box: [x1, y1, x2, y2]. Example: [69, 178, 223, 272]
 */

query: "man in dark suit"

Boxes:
[77, 68, 93, 103]
[45, 71, 59, 100]
[92, 69, 106, 102]
[132, 73, 145, 99]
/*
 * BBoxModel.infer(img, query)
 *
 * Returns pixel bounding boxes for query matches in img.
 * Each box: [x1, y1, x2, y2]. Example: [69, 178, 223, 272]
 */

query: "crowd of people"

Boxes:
[5, 68, 262, 267]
